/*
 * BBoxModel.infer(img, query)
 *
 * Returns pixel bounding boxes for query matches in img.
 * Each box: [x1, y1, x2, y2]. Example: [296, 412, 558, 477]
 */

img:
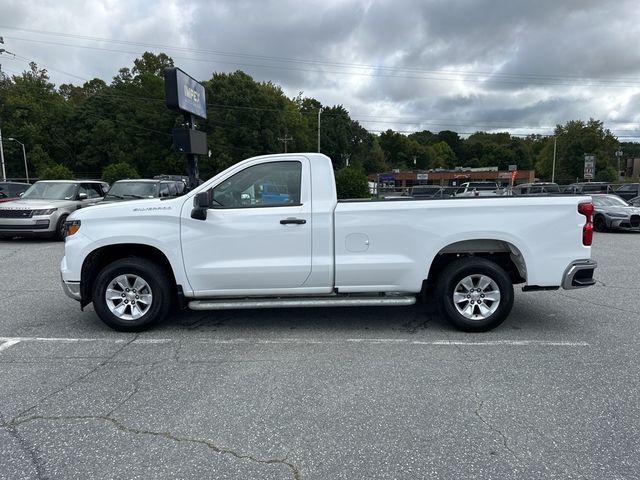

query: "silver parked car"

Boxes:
[591, 194, 640, 232]
[0, 180, 108, 240]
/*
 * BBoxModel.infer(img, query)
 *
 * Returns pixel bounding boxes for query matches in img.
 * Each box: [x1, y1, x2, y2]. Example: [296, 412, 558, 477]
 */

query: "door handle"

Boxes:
[280, 218, 306, 225]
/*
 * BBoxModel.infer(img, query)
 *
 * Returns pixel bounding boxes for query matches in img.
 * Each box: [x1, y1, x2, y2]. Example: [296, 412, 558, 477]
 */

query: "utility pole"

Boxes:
[615, 147, 623, 182]
[0, 36, 13, 181]
[317, 108, 322, 153]
[278, 131, 293, 153]
[0, 37, 10, 182]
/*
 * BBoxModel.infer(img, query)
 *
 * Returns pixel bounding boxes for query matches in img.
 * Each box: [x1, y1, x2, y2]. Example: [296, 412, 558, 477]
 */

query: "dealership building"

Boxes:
[369, 167, 536, 189]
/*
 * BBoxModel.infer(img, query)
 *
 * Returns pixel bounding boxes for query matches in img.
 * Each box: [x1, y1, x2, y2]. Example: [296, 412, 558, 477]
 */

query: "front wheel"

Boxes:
[54, 214, 69, 241]
[593, 215, 607, 232]
[436, 257, 514, 332]
[92, 258, 173, 331]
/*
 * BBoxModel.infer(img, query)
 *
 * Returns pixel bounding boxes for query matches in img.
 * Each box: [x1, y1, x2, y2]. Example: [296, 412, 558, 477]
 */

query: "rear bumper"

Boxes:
[562, 259, 597, 289]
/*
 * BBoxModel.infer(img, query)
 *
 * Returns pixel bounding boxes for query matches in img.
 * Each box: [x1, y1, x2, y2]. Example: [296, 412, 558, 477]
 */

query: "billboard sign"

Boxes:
[164, 68, 207, 119]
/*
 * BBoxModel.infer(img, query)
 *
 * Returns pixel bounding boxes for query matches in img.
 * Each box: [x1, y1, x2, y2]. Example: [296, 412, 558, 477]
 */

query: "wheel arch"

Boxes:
[425, 239, 527, 291]
[80, 243, 177, 308]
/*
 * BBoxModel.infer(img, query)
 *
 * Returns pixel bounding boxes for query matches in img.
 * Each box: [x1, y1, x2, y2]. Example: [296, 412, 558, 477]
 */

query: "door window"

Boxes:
[212, 161, 302, 208]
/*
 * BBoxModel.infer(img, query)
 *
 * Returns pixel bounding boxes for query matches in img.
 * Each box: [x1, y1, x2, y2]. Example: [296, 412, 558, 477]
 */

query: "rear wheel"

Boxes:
[436, 257, 514, 332]
[92, 258, 172, 332]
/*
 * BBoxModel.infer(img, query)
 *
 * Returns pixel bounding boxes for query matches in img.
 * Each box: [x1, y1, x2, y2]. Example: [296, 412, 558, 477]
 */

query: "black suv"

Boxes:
[0, 182, 30, 203]
[563, 182, 613, 194]
[100, 179, 187, 203]
[614, 183, 640, 201]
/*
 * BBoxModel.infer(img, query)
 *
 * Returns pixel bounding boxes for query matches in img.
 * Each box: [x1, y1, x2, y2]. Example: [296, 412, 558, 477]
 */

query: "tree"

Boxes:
[535, 119, 619, 183]
[334, 167, 370, 199]
[102, 162, 140, 184]
[38, 163, 73, 180]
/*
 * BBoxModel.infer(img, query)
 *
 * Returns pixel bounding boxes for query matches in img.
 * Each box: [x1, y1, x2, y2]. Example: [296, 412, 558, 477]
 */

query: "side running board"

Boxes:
[189, 295, 416, 311]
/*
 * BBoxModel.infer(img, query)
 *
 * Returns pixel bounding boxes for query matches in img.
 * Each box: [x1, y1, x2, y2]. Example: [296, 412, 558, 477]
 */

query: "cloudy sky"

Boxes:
[1, 0, 640, 140]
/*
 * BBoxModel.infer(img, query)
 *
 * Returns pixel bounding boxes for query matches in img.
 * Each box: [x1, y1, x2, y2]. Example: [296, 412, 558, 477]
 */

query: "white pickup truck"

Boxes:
[60, 153, 597, 332]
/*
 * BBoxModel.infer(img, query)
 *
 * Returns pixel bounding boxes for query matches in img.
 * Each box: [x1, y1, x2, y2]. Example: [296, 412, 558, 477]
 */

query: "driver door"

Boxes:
[181, 157, 312, 295]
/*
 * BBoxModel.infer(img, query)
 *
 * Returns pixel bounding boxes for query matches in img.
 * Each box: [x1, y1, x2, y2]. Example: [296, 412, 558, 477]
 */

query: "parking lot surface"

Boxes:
[1, 232, 639, 479]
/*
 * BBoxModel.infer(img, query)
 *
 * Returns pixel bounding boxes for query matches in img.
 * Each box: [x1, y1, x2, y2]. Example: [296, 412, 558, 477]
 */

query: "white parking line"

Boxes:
[0, 336, 590, 347]
[0, 339, 21, 352]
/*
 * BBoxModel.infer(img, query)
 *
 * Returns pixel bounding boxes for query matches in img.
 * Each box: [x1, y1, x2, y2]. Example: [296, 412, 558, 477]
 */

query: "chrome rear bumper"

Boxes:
[562, 260, 597, 289]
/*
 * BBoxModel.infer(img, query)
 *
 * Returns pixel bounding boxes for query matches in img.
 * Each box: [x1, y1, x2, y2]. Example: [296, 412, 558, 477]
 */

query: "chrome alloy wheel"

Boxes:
[105, 274, 153, 321]
[452, 274, 501, 320]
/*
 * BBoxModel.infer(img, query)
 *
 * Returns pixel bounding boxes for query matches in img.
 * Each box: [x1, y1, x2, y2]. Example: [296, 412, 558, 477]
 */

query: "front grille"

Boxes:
[631, 215, 640, 228]
[0, 209, 34, 219]
[0, 223, 49, 230]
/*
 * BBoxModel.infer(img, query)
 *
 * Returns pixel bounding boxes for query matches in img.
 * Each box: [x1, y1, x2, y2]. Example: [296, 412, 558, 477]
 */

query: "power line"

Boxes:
[6, 34, 640, 88]
[3, 24, 640, 86]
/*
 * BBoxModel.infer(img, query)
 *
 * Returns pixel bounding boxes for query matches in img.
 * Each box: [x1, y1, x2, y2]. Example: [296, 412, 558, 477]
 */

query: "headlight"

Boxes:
[64, 219, 81, 236]
[31, 208, 58, 216]
[607, 212, 627, 218]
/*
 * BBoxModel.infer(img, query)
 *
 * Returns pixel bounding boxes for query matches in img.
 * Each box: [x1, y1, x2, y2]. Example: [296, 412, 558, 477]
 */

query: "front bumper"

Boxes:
[61, 275, 82, 301]
[0, 219, 52, 235]
[562, 260, 597, 289]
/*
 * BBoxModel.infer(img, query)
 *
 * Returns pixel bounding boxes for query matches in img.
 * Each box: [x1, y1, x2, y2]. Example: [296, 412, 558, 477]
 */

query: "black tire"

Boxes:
[436, 257, 514, 332]
[92, 257, 173, 332]
[54, 214, 69, 241]
[594, 215, 607, 232]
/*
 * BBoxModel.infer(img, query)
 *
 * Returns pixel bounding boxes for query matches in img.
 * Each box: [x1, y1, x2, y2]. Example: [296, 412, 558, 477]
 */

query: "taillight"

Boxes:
[578, 202, 593, 246]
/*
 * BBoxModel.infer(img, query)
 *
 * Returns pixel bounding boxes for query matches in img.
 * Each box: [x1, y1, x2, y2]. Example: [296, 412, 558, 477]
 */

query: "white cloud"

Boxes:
[1, 0, 639, 139]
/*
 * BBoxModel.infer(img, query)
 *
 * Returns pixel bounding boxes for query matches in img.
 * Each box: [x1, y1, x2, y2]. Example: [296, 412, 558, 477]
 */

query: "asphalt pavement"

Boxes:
[0, 232, 639, 479]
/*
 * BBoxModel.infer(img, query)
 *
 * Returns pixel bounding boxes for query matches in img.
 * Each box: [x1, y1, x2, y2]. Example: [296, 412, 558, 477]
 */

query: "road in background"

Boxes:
[1, 233, 639, 479]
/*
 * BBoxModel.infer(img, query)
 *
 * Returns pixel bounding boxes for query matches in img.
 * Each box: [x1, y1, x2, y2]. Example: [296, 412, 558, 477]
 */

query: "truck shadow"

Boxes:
[160, 296, 567, 336]
[170, 304, 445, 334]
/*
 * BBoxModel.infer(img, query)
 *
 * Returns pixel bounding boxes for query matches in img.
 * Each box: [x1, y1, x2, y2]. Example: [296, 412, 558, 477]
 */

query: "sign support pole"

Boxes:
[184, 113, 199, 190]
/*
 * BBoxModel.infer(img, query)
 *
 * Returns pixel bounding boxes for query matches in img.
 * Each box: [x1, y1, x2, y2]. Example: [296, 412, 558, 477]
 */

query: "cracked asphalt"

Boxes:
[0, 232, 639, 479]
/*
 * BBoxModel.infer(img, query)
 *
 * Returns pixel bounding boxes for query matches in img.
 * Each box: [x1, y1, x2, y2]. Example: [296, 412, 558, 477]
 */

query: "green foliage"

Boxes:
[535, 119, 619, 183]
[0, 53, 631, 185]
[334, 167, 371, 199]
[102, 162, 140, 184]
[38, 163, 74, 180]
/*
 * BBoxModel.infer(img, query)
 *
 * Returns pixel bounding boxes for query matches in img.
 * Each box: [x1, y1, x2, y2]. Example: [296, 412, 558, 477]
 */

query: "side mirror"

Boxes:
[78, 192, 88, 200]
[191, 190, 211, 220]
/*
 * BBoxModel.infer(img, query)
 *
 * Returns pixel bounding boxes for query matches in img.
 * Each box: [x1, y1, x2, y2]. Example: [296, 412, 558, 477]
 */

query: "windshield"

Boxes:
[21, 182, 77, 200]
[467, 183, 496, 190]
[105, 182, 158, 199]
[591, 195, 629, 207]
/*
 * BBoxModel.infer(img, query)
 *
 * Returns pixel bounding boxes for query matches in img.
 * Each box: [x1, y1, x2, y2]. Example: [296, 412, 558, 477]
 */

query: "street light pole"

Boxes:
[0, 125, 6, 181]
[551, 136, 557, 183]
[7, 138, 28, 183]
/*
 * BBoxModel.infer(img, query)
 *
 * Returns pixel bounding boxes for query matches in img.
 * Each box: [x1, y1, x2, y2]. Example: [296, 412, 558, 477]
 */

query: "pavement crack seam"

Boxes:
[474, 395, 522, 465]
[0, 412, 47, 480]
[558, 292, 640, 315]
[12, 334, 141, 422]
[9, 415, 302, 480]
